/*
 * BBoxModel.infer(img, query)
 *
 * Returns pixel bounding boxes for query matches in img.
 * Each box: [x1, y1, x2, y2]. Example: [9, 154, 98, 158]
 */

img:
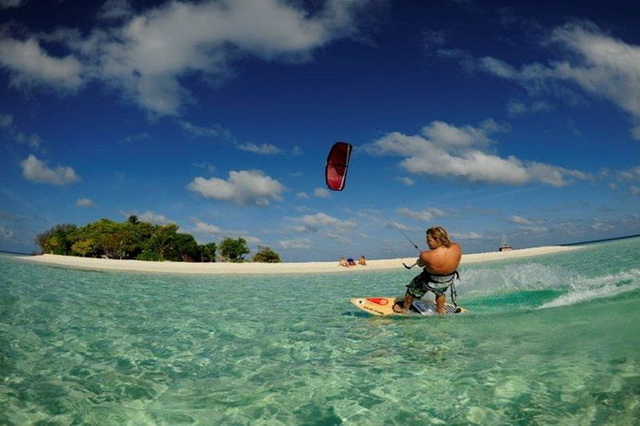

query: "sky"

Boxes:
[1, 0, 639, 262]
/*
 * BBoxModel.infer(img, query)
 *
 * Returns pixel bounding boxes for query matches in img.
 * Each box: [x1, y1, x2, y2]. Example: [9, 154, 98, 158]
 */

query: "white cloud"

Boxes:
[363, 120, 588, 186]
[20, 154, 80, 185]
[137, 211, 171, 225]
[76, 198, 94, 207]
[0, 0, 375, 115]
[191, 219, 224, 235]
[617, 166, 640, 182]
[452, 231, 483, 240]
[507, 100, 552, 116]
[237, 142, 282, 155]
[188, 169, 285, 206]
[0, 114, 43, 149]
[396, 177, 415, 186]
[314, 188, 330, 198]
[292, 212, 356, 234]
[397, 207, 446, 222]
[28, 0, 372, 116]
[477, 22, 640, 137]
[509, 215, 536, 226]
[0, 37, 84, 91]
[508, 215, 549, 233]
[98, 0, 133, 20]
[181, 121, 235, 141]
[387, 221, 410, 232]
[277, 238, 312, 249]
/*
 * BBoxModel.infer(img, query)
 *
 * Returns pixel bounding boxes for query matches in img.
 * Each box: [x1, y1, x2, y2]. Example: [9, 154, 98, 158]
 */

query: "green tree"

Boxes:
[252, 246, 281, 263]
[143, 223, 180, 261]
[75, 218, 136, 259]
[199, 242, 217, 262]
[127, 221, 155, 259]
[171, 233, 199, 262]
[35, 217, 241, 264]
[219, 237, 250, 262]
[35, 224, 78, 255]
[71, 238, 97, 257]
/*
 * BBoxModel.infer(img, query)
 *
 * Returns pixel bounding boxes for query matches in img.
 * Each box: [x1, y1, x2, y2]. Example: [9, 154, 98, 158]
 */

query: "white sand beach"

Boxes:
[18, 245, 583, 275]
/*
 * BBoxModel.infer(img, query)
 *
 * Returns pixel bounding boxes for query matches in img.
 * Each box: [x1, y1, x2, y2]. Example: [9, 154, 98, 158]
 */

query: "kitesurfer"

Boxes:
[393, 226, 462, 314]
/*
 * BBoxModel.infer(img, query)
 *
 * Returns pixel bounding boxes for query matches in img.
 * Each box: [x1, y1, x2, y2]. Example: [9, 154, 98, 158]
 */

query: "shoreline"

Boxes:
[15, 245, 584, 275]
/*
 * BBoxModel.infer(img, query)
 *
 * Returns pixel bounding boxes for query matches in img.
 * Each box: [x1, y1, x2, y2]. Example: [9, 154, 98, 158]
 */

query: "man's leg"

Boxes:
[393, 292, 414, 313]
[435, 293, 446, 314]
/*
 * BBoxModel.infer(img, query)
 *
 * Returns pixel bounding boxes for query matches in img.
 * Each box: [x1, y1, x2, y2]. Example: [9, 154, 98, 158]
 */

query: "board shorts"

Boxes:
[406, 269, 459, 298]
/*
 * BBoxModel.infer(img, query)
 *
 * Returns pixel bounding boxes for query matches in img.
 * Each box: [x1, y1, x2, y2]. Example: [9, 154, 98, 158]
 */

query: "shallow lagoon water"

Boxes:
[1, 237, 639, 424]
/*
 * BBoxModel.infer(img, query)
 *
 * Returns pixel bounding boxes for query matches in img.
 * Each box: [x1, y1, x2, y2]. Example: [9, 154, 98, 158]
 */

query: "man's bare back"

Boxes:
[418, 242, 462, 275]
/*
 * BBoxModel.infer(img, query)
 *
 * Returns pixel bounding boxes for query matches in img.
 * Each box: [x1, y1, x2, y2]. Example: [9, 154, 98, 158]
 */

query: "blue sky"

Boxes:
[1, 0, 639, 261]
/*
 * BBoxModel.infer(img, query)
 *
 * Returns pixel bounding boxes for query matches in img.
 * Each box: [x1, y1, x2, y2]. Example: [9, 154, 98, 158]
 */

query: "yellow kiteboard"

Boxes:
[350, 297, 466, 316]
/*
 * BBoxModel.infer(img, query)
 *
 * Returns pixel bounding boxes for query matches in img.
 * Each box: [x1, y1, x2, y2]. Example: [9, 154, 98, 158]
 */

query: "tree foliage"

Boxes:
[218, 237, 250, 262]
[34, 217, 279, 263]
[253, 246, 281, 263]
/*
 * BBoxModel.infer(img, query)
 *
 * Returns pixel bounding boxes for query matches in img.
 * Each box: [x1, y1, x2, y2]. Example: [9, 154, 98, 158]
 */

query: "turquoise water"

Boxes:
[1, 238, 639, 425]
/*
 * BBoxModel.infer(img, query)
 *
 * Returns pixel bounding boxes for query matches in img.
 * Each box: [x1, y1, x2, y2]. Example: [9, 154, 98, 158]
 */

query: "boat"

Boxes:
[499, 233, 513, 251]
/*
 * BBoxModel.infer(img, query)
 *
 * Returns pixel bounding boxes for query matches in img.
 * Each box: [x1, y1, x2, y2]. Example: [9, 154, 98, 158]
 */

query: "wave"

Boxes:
[460, 263, 577, 296]
[538, 269, 640, 309]
[458, 263, 640, 312]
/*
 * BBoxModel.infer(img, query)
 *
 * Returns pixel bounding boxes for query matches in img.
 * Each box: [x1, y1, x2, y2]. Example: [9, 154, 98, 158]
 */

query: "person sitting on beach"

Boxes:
[393, 226, 462, 314]
[339, 257, 348, 267]
[358, 255, 367, 266]
[347, 257, 356, 266]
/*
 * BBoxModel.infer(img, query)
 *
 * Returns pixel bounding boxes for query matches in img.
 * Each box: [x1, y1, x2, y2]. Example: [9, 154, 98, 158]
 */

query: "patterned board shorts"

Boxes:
[406, 271, 457, 298]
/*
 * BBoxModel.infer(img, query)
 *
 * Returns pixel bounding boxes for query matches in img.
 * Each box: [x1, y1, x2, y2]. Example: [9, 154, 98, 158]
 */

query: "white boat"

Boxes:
[499, 233, 513, 251]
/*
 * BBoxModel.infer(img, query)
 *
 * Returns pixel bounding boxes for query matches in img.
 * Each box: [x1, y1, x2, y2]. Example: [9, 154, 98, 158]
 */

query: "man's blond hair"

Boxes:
[427, 226, 452, 248]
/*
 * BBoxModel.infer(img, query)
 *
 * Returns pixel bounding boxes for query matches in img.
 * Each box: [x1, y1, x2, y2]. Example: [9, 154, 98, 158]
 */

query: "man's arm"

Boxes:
[416, 250, 430, 268]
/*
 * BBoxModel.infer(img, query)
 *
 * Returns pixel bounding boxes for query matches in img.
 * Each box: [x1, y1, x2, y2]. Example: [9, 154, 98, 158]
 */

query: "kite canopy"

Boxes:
[325, 142, 352, 191]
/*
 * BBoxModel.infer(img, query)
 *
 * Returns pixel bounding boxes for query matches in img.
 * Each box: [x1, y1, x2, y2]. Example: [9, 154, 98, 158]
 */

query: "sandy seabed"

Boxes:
[17, 246, 583, 275]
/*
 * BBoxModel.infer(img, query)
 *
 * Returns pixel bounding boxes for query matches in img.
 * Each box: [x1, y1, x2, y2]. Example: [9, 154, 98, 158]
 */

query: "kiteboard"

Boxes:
[350, 297, 466, 316]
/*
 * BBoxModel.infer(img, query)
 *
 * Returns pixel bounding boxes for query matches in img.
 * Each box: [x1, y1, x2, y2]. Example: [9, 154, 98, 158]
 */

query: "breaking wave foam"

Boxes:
[538, 269, 640, 309]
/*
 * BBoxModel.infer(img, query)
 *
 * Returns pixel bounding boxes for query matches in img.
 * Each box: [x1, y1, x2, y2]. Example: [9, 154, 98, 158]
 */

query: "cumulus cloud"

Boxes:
[20, 154, 80, 185]
[188, 169, 285, 206]
[0, 0, 376, 116]
[362, 120, 589, 186]
[137, 211, 171, 225]
[0, 37, 84, 91]
[191, 219, 224, 236]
